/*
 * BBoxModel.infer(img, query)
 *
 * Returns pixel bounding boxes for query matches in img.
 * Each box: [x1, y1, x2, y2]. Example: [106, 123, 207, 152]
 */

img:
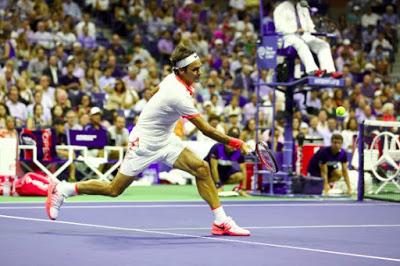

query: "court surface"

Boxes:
[1, 198, 399, 266]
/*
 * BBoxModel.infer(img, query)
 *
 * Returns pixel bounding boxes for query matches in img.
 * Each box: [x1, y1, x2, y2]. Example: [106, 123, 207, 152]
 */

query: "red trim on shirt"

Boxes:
[128, 137, 139, 151]
[175, 75, 194, 96]
[182, 114, 201, 119]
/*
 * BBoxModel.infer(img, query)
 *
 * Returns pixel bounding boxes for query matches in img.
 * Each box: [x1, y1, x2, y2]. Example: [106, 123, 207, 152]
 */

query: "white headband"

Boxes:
[175, 53, 199, 68]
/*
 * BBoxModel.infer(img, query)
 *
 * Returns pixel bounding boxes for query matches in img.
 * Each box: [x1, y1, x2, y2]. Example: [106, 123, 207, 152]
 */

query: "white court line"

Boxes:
[0, 202, 398, 210]
[0, 214, 399, 263]
[145, 224, 400, 231]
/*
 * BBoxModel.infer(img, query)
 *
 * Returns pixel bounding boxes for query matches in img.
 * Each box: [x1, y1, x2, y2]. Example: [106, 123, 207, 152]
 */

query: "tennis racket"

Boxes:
[252, 141, 279, 173]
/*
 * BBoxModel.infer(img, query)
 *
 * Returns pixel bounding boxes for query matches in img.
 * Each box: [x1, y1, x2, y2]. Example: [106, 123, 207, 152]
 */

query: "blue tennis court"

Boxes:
[1, 200, 399, 266]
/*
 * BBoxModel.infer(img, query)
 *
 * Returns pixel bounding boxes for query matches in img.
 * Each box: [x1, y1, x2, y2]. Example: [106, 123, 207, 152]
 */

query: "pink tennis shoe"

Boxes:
[46, 181, 65, 220]
[212, 217, 250, 236]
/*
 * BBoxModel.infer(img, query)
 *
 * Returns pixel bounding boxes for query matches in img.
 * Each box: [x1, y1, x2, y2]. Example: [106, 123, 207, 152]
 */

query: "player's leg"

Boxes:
[46, 172, 137, 220]
[76, 172, 136, 197]
[173, 148, 220, 209]
[46, 144, 148, 220]
[172, 148, 250, 236]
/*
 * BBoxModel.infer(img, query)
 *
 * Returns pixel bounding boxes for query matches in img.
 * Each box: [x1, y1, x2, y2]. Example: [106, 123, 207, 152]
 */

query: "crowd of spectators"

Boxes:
[0, 0, 398, 156]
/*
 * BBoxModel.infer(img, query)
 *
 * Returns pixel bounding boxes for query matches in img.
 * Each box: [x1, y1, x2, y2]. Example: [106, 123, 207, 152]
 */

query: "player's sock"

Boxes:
[212, 206, 228, 224]
[58, 182, 79, 197]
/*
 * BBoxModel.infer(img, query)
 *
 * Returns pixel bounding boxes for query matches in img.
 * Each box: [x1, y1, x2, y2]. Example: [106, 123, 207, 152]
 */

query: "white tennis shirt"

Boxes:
[129, 73, 200, 149]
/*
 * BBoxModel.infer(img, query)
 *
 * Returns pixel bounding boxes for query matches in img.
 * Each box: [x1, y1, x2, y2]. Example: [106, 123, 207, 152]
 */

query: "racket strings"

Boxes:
[257, 144, 278, 172]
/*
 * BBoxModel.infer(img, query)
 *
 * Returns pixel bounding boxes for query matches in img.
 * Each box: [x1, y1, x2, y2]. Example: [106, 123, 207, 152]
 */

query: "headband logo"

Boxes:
[175, 53, 199, 68]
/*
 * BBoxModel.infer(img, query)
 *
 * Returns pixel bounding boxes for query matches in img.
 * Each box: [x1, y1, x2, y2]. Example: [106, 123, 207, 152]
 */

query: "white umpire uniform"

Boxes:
[273, 1, 336, 74]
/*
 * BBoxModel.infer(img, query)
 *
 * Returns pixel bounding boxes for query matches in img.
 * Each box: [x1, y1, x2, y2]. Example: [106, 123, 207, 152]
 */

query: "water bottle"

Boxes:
[3, 177, 10, 196]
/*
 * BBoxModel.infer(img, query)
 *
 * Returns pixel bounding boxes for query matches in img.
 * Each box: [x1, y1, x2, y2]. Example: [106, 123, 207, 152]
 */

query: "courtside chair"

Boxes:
[18, 128, 78, 182]
[67, 129, 124, 181]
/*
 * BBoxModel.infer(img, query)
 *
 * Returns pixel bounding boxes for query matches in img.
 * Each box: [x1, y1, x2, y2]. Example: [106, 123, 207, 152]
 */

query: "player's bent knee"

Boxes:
[196, 161, 211, 179]
[108, 184, 124, 197]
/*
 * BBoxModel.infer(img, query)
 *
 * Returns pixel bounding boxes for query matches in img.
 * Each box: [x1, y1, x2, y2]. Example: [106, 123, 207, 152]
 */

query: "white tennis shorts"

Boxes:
[119, 134, 186, 177]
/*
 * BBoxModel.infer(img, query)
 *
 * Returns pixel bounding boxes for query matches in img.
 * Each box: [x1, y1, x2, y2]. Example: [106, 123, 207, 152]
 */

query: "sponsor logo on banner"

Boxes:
[257, 36, 278, 69]
[76, 134, 98, 141]
[257, 46, 276, 61]
[309, 77, 343, 87]
[42, 129, 51, 161]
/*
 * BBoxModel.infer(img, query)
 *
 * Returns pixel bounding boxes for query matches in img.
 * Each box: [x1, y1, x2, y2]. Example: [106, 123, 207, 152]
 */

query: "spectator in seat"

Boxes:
[75, 12, 96, 38]
[78, 112, 90, 129]
[29, 103, 51, 129]
[342, 117, 358, 152]
[224, 112, 242, 132]
[65, 110, 82, 131]
[38, 75, 55, 109]
[361, 5, 380, 29]
[108, 35, 126, 65]
[56, 22, 77, 52]
[240, 118, 257, 146]
[27, 46, 48, 82]
[105, 78, 136, 111]
[43, 55, 62, 87]
[122, 66, 145, 95]
[62, 0, 82, 22]
[108, 115, 129, 147]
[133, 88, 153, 115]
[59, 61, 81, 107]
[308, 115, 323, 139]
[158, 30, 174, 66]
[381, 5, 398, 28]
[84, 106, 110, 158]
[0, 103, 10, 129]
[321, 116, 338, 146]
[5, 85, 27, 127]
[33, 21, 55, 51]
[78, 25, 97, 50]
[381, 102, 396, 122]
[0, 116, 17, 138]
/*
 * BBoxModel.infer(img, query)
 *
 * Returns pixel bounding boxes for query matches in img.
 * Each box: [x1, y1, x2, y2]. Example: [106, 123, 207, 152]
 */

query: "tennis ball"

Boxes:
[336, 106, 346, 117]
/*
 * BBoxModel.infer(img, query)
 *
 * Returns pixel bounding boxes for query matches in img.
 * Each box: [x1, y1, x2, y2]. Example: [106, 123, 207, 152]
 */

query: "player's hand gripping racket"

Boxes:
[251, 141, 279, 173]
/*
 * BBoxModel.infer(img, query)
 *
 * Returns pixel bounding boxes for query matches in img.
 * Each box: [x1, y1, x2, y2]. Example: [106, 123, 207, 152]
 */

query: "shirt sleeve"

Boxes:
[340, 149, 348, 163]
[319, 148, 329, 164]
[209, 144, 221, 159]
[175, 93, 200, 119]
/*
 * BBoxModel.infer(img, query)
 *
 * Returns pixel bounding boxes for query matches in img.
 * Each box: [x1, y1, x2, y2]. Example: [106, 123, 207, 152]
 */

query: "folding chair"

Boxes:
[68, 129, 124, 181]
[18, 128, 77, 182]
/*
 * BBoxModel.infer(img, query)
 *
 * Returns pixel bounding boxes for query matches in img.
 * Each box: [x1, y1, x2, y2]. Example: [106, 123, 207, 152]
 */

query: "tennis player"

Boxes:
[46, 44, 251, 236]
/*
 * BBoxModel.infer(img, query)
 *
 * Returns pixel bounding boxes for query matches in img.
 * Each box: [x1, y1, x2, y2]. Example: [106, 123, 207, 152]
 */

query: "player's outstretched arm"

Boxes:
[189, 116, 251, 154]
[189, 115, 231, 143]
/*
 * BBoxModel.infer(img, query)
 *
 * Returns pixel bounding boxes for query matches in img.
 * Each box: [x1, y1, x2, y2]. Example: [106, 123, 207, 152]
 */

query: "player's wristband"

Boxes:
[228, 138, 243, 150]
